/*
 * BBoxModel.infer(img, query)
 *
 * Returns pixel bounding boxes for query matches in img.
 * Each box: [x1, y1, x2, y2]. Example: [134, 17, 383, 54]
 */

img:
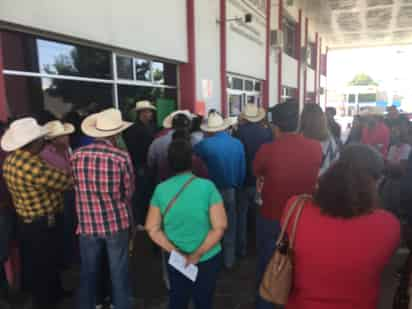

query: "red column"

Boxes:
[325, 46, 329, 107]
[303, 17, 308, 104]
[277, 0, 283, 104]
[0, 32, 8, 122]
[318, 37, 322, 105]
[220, 0, 227, 116]
[314, 32, 319, 104]
[262, 0, 270, 109]
[296, 9, 302, 106]
[179, 0, 197, 112]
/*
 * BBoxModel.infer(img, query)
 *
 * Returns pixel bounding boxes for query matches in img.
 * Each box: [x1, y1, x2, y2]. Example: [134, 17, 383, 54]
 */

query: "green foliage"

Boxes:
[348, 73, 379, 86]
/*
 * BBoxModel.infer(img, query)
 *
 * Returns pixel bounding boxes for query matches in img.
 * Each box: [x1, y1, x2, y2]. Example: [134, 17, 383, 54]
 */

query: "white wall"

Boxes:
[320, 75, 327, 88]
[195, 0, 221, 112]
[307, 68, 315, 92]
[269, 49, 279, 107]
[226, 0, 266, 79]
[282, 53, 298, 88]
[0, 0, 188, 62]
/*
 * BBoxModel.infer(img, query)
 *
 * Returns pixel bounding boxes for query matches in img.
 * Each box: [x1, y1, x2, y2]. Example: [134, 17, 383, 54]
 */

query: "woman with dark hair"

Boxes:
[280, 144, 400, 309]
[145, 138, 227, 309]
[300, 104, 339, 176]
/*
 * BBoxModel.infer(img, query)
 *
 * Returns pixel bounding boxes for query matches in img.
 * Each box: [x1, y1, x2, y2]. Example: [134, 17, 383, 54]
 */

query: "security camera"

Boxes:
[244, 13, 253, 23]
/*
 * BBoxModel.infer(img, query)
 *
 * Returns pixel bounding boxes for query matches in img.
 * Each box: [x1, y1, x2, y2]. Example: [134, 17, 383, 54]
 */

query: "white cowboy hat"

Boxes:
[240, 104, 266, 122]
[1, 118, 49, 152]
[135, 100, 156, 111]
[81, 108, 133, 138]
[45, 120, 75, 139]
[200, 112, 232, 133]
[163, 110, 193, 129]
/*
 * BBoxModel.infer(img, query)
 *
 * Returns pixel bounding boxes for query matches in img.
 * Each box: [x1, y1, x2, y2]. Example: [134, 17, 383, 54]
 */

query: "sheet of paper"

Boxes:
[168, 250, 198, 282]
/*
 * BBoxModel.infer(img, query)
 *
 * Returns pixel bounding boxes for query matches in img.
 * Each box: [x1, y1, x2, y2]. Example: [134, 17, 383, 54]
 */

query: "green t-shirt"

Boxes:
[150, 173, 223, 262]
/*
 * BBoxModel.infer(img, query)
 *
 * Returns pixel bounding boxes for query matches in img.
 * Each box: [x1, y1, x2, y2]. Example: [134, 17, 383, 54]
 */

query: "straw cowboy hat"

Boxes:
[45, 120, 75, 139]
[135, 100, 156, 111]
[1, 118, 49, 152]
[200, 111, 231, 133]
[240, 103, 266, 122]
[163, 110, 193, 129]
[81, 108, 133, 138]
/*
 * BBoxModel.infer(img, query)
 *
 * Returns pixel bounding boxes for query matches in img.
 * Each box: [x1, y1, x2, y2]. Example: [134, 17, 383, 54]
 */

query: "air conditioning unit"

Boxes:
[270, 30, 283, 49]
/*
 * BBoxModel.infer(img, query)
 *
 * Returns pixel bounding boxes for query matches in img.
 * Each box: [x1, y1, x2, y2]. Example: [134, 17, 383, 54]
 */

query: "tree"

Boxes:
[348, 73, 379, 86]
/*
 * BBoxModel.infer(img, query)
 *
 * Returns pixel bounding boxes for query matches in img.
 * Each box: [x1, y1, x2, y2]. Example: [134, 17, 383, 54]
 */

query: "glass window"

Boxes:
[283, 17, 298, 59]
[232, 78, 243, 90]
[135, 59, 152, 82]
[4, 75, 113, 120]
[255, 82, 261, 92]
[245, 80, 254, 91]
[227, 76, 232, 89]
[152, 61, 164, 84]
[308, 42, 317, 69]
[117, 56, 133, 80]
[229, 94, 242, 116]
[1, 30, 112, 79]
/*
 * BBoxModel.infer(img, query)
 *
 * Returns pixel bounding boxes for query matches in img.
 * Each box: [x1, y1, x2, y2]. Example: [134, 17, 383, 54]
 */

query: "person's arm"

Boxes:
[123, 155, 135, 206]
[185, 202, 227, 266]
[145, 206, 178, 253]
[253, 144, 267, 178]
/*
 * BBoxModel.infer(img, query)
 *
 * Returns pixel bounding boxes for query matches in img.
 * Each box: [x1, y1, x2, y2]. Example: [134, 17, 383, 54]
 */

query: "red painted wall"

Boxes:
[220, 0, 227, 116]
[277, 0, 283, 104]
[262, 0, 270, 109]
[303, 17, 308, 104]
[0, 32, 9, 122]
[179, 0, 196, 113]
[296, 9, 302, 106]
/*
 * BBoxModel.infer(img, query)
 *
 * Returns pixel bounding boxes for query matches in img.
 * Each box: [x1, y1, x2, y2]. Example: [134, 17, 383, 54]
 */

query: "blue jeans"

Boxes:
[167, 253, 221, 309]
[78, 230, 131, 309]
[237, 186, 256, 257]
[219, 188, 236, 268]
[256, 213, 283, 309]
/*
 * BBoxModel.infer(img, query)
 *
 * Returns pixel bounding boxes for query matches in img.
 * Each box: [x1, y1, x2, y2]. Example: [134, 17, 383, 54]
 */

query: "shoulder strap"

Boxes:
[163, 175, 196, 220]
[276, 194, 310, 246]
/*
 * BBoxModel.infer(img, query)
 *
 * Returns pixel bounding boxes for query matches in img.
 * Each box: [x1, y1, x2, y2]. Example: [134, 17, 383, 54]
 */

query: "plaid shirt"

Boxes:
[71, 139, 135, 236]
[3, 150, 72, 223]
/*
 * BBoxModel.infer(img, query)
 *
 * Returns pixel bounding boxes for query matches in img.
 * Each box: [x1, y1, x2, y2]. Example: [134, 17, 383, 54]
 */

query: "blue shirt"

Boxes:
[194, 132, 246, 189]
[233, 122, 273, 186]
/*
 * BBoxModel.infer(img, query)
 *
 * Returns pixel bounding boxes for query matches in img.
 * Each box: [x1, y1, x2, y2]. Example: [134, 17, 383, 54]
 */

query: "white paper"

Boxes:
[168, 250, 198, 282]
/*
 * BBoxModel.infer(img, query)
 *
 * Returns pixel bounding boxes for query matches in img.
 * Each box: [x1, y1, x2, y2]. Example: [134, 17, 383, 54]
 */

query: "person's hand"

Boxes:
[185, 252, 202, 267]
[256, 177, 264, 193]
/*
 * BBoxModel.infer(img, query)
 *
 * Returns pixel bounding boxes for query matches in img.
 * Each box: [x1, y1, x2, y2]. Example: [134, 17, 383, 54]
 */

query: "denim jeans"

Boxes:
[237, 186, 257, 257]
[78, 230, 131, 309]
[256, 212, 283, 309]
[167, 253, 221, 309]
[219, 188, 236, 268]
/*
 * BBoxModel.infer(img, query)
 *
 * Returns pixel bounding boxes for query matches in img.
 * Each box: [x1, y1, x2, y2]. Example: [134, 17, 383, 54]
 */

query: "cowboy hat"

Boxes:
[1, 118, 49, 152]
[240, 104, 266, 122]
[135, 100, 156, 111]
[163, 110, 193, 129]
[200, 111, 231, 133]
[81, 108, 133, 138]
[45, 120, 75, 139]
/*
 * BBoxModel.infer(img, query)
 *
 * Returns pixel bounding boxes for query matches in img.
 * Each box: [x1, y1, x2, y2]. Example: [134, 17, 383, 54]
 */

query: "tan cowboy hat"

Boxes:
[240, 104, 266, 122]
[45, 120, 75, 139]
[135, 100, 156, 111]
[163, 110, 193, 129]
[81, 108, 133, 138]
[1, 118, 49, 152]
[200, 111, 231, 133]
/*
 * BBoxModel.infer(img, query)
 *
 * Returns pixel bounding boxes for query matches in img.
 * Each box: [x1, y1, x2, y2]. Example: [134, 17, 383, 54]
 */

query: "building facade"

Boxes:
[0, 0, 329, 123]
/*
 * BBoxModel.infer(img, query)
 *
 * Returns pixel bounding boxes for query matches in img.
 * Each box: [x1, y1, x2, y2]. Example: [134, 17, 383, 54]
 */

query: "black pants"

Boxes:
[18, 214, 63, 309]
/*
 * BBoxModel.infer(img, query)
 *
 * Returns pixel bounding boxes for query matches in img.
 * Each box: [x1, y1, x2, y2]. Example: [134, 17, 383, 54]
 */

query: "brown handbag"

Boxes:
[259, 194, 310, 305]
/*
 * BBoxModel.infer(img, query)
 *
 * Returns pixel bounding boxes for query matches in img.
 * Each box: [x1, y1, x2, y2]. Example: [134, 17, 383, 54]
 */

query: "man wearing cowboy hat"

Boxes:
[71, 108, 135, 309]
[194, 110, 246, 270]
[123, 101, 158, 225]
[232, 104, 273, 258]
[1, 117, 73, 309]
[147, 110, 194, 183]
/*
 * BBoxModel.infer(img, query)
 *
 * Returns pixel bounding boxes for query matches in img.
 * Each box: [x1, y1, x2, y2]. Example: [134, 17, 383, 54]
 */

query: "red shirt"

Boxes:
[71, 140, 135, 236]
[282, 197, 400, 309]
[253, 134, 322, 220]
[361, 121, 390, 159]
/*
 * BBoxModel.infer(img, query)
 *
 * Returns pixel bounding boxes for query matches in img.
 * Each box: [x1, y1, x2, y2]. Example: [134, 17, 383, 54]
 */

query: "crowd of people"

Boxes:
[0, 99, 408, 309]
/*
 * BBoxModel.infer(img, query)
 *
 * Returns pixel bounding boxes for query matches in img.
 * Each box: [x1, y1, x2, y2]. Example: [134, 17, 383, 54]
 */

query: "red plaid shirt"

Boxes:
[71, 139, 135, 236]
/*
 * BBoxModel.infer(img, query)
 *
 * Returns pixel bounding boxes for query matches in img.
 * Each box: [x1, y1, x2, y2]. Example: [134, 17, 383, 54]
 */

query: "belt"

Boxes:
[19, 212, 61, 227]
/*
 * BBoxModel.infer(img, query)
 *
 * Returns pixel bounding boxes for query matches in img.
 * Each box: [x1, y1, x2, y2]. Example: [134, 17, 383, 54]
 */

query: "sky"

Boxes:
[328, 45, 412, 110]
